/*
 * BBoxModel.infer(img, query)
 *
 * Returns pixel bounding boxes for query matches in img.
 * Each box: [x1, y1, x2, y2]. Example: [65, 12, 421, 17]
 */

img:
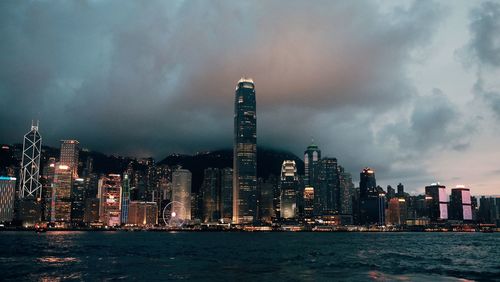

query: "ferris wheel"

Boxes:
[162, 201, 187, 227]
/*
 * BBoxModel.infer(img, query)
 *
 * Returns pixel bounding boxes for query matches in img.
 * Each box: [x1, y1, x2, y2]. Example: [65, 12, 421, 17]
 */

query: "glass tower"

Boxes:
[233, 78, 257, 224]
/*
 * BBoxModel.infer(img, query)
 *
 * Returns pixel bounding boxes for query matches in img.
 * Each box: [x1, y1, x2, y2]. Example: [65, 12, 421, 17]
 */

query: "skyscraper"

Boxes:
[0, 176, 16, 223]
[304, 142, 321, 187]
[425, 183, 448, 222]
[280, 160, 299, 219]
[233, 78, 257, 224]
[121, 174, 131, 224]
[339, 166, 354, 215]
[397, 183, 405, 197]
[202, 168, 220, 222]
[317, 157, 339, 214]
[303, 186, 315, 222]
[450, 185, 472, 221]
[172, 168, 192, 221]
[60, 140, 80, 178]
[51, 164, 73, 224]
[70, 178, 85, 226]
[220, 168, 233, 223]
[19, 121, 42, 199]
[99, 174, 122, 226]
[359, 168, 385, 225]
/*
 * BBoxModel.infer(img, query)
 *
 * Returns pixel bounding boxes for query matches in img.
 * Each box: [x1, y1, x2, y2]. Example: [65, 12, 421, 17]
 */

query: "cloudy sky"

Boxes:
[1, 0, 499, 195]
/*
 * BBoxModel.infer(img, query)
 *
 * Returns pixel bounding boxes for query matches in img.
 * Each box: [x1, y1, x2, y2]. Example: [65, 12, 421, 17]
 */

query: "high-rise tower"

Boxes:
[304, 142, 321, 187]
[19, 121, 42, 198]
[233, 78, 257, 224]
[60, 140, 80, 178]
[280, 160, 299, 219]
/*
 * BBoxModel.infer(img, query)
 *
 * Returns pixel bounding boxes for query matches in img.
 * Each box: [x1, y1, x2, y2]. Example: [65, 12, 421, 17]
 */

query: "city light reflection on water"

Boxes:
[0, 232, 498, 281]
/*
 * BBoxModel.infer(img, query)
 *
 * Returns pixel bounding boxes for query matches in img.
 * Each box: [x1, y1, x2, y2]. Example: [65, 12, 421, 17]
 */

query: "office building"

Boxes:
[303, 186, 315, 222]
[233, 78, 257, 224]
[202, 168, 220, 222]
[317, 157, 339, 214]
[220, 168, 233, 222]
[304, 142, 321, 187]
[121, 174, 130, 224]
[386, 198, 407, 225]
[450, 186, 472, 221]
[425, 183, 448, 222]
[51, 164, 73, 223]
[70, 178, 85, 226]
[280, 160, 299, 219]
[60, 140, 80, 178]
[0, 177, 16, 222]
[99, 174, 122, 226]
[359, 168, 385, 225]
[172, 168, 192, 221]
[128, 201, 158, 226]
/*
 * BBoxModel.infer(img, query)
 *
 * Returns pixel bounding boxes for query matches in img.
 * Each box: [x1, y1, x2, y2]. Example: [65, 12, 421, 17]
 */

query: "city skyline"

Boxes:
[1, 1, 500, 195]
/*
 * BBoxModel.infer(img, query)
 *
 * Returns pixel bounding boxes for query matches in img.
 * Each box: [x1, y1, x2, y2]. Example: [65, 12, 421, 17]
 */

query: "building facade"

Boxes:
[0, 177, 16, 223]
[51, 164, 73, 223]
[172, 168, 192, 221]
[425, 183, 448, 222]
[450, 186, 472, 221]
[280, 160, 299, 219]
[60, 140, 80, 178]
[99, 174, 122, 226]
[128, 201, 158, 226]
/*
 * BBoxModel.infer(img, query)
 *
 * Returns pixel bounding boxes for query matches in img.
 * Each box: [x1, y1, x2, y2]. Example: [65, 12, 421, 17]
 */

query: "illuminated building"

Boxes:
[317, 157, 339, 214]
[202, 168, 220, 222]
[386, 198, 407, 225]
[59, 140, 80, 178]
[304, 142, 321, 187]
[358, 168, 385, 225]
[127, 201, 158, 226]
[99, 174, 122, 226]
[233, 78, 257, 224]
[339, 166, 354, 215]
[280, 160, 299, 219]
[258, 178, 274, 223]
[450, 186, 472, 221]
[220, 168, 233, 222]
[19, 121, 42, 199]
[121, 174, 130, 224]
[51, 164, 73, 223]
[303, 186, 315, 222]
[70, 178, 85, 226]
[84, 198, 100, 224]
[0, 176, 16, 222]
[41, 157, 56, 221]
[172, 168, 192, 221]
[425, 183, 448, 222]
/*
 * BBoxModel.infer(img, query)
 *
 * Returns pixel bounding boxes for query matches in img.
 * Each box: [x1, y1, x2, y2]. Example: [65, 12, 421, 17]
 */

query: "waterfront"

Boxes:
[0, 232, 498, 281]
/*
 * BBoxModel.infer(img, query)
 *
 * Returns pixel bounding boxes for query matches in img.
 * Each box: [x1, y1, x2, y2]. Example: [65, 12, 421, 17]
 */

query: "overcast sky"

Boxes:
[1, 0, 499, 195]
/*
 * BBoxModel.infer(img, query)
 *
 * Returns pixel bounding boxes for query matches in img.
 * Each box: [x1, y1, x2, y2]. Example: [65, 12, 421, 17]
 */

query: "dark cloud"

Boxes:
[468, 1, 500, 67]
[0, 1, 446, 187]
[465, 1, 500, 120]
[379, 88, 474, 157]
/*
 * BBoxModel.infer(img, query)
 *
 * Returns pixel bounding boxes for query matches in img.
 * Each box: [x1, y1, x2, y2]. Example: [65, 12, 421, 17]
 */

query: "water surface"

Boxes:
[0, 231, 498, 281]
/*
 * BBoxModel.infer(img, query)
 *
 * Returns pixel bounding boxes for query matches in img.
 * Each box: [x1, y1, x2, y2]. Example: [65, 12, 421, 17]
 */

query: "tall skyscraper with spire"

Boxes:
[19, 121, 42, 199]
[233, 78, 257, 224]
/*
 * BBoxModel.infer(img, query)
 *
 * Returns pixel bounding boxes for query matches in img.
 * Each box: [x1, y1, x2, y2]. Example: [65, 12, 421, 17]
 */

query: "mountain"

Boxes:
[158, 147, 304, 193]
[1, 143, 304, 194]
